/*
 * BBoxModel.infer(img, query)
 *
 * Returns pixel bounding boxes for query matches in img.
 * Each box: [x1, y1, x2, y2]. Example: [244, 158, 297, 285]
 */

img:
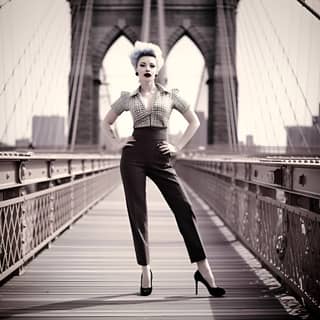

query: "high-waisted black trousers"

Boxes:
[120, 127, 207, 266]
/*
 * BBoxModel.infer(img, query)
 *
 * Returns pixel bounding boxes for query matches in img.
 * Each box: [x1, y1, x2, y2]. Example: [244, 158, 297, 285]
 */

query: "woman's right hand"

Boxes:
[119, 136, 136, 150]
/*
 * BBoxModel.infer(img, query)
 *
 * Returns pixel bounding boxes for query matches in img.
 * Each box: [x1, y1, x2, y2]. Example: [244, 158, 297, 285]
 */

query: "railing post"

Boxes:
[69, 160, 75, 227]
[19, 187, 26, 276]
[48, 181, 55, 249]
[255, 185, 262, 254]
[0, 153, 121, 282]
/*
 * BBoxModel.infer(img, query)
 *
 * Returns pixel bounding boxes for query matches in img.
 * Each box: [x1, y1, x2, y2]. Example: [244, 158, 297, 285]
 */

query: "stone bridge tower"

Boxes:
[68, 0, 239, 147]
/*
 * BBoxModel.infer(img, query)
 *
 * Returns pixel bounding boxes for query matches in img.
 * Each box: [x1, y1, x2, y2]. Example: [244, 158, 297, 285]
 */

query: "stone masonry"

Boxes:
[68, 0, 239, 146]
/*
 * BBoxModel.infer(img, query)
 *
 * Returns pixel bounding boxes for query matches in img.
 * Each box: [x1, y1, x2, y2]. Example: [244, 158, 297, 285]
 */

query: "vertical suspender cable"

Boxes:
[33, 1, 61, 148]
[224, 8, 238, 150]
[259, 1, 320, 138]
[238, 14, 273, 149]
[252, 2, 312, 153]
[225, 7, 238, 149]
[69, 2, 82, 99]
[70, 0, 93, 150]
[157, 0, 167, 84]
[194, 65, 206, 112]
[0, 8, 7, 143]
[242, 3, 286, 150]
[68, 0, 88, 144]
[141, 0, 151, 41]
[217, 2, 233, 149]
[0, 1, 53, 144]
[219, 0, 237, 149]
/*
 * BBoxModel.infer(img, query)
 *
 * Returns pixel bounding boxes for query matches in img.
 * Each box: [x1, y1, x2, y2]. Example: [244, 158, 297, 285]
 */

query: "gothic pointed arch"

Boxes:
[68, 0, 239, 146]
[92, 25, 138, 74]
[167, 25, 214, 70]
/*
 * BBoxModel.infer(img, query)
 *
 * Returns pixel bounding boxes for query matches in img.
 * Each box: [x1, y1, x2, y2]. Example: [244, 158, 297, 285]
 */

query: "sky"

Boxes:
[0, 0, 319, 147]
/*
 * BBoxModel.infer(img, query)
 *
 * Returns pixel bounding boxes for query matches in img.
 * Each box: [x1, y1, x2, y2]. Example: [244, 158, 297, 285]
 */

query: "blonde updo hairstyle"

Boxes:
[129, 41, 164, 72]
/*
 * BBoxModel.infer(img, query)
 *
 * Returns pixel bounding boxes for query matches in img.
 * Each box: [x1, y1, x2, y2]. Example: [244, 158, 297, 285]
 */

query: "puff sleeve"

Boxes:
[171, 88, 191, 114]
[110, 91, 130, 115]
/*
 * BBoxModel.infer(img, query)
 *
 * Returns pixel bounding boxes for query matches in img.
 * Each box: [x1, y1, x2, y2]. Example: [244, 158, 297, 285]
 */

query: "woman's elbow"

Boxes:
[192, 117, 200, 128]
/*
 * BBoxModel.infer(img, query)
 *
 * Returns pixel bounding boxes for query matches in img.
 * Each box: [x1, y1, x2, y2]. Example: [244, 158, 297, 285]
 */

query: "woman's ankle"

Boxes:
[196, 259, 216, 287]
[140, 265, 152, 288]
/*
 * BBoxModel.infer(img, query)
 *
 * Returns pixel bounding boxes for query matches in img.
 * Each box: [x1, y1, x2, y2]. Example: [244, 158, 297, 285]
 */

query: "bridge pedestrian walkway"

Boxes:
[0, 179, 296, 319]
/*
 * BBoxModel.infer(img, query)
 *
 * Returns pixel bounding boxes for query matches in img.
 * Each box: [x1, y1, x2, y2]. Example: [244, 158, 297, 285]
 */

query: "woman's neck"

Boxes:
[140, 81, 156, 94]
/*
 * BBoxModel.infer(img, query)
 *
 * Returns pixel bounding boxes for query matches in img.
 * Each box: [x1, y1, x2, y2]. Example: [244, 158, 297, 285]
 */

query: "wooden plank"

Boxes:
[0, 179, 293, 319]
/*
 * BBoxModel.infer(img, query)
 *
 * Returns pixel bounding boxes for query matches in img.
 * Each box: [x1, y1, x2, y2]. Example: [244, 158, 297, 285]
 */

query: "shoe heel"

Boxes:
[195, 280, 198, 295]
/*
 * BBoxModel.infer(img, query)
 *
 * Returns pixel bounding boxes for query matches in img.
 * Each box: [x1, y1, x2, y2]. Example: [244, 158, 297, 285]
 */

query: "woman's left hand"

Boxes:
[157, 141, 179, 157]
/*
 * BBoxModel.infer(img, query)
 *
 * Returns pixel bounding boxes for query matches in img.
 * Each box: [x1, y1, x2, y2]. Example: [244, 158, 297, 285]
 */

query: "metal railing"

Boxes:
[0, 153, 121, 281]
[175, 155, 320, 315]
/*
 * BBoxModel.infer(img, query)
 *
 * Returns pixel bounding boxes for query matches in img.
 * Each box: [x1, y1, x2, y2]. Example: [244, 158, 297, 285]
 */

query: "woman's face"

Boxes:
[136, 55, 157, 82]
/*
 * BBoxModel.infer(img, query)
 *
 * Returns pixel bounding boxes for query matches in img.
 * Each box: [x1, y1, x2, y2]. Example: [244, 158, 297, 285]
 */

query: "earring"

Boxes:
[135, 72, 138, 76]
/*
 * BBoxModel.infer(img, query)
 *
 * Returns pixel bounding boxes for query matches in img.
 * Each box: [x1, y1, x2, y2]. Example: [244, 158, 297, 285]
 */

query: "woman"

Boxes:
[103, 41, 225, 297]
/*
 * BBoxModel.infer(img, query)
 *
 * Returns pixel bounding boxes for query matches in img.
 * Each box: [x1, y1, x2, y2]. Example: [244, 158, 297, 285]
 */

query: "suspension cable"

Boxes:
[32, 1, 63, 147]
[69, 1, 82, 99]
[237, 8, 273, 148]
[259, 0, 320, 137]
[231, 1, 272, 149]
[0, 1, 52, 99]
[224, 5, 238, 147]
[240, 2, 283, 149]
[68, 0, 90, 144]
[194, 65, 206, 112]
[0, 0, 11, 10]
[243, 2, 295, 150]
[157, 0, 167, 84]
[30, 2, 69, 147]
[296, 0, 320, 20]
[69, 0, 93, 150]
[0, 1, 60, 142]
[249, 2, 311, 153]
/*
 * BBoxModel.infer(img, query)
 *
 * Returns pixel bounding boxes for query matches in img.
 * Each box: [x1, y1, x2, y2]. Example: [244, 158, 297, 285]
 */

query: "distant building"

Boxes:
[32, 116, 66, 148]
[246, 134, 254, 146]
[15, 138, 31, 148]
[285, 107, 320, 151]
[0, 141, 10, 149]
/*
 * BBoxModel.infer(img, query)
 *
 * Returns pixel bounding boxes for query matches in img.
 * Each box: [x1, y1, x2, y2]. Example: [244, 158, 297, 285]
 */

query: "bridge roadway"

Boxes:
[0, 179, 297, 319]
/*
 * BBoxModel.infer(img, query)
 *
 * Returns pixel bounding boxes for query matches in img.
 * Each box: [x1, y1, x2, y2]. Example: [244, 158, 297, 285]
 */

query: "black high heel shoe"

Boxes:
[194, 270, 225, 297]
[140, 269, 153, 296]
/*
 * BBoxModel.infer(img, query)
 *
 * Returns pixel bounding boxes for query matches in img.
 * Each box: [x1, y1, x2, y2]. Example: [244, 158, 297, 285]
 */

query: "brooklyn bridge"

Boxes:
[0, 0, 319, 319]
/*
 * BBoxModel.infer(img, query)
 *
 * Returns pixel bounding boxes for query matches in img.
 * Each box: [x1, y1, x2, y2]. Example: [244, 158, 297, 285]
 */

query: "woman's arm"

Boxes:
[175, 109, 200, 151]
[102, 110, 128, 151]
[158, 109, 200, 155]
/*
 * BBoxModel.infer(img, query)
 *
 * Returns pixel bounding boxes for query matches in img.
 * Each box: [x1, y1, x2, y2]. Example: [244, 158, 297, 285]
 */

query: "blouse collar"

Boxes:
[129, 82, 170, 97]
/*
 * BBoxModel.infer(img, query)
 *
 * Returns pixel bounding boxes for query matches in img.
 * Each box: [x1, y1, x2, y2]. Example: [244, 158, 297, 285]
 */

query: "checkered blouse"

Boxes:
[110, 83, 190, 128]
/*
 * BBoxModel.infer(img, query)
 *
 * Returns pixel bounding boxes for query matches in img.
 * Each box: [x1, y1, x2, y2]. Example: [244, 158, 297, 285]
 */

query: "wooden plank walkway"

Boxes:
[0, 179, 296, 319]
